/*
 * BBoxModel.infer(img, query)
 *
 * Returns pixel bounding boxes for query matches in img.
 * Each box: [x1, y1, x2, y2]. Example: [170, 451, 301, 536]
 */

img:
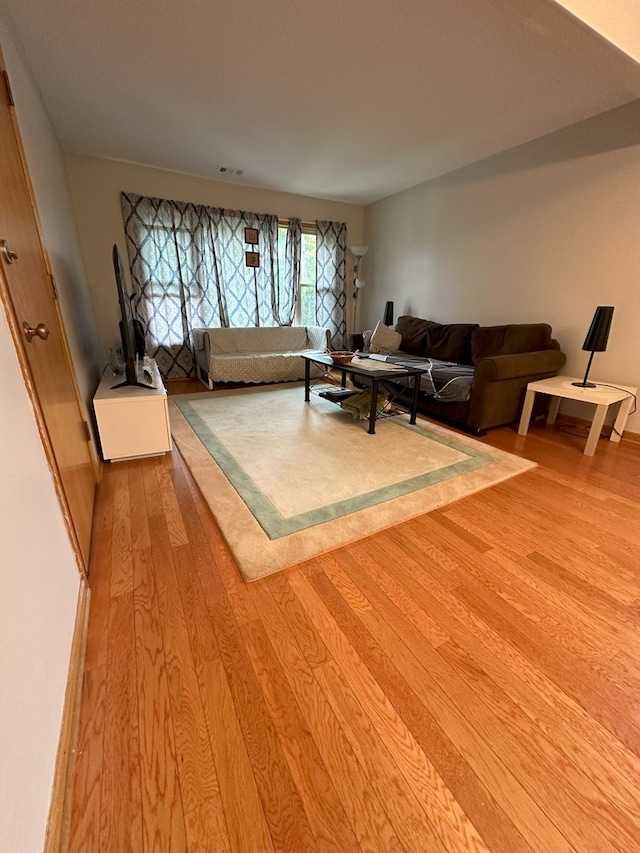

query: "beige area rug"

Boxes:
[169, 384, 536, 582]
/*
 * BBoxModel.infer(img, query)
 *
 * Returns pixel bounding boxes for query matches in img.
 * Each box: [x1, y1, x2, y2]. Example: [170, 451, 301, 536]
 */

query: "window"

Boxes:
[122, 189, 346, 376]
[278, 222, 317, 325]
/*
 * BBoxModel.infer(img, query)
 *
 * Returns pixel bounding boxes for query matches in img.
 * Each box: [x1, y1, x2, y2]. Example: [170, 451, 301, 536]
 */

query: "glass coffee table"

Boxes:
[302, 352, 426, 435]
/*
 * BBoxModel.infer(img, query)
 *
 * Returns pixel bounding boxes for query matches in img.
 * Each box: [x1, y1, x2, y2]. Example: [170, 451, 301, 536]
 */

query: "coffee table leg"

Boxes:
[409, 374, 420, 424]
[368, 380, 378, 434]
[304, 359, 310, 402]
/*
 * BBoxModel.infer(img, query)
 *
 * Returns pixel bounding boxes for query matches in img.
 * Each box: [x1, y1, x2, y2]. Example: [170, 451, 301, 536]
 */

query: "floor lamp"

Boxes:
[350, 246, 368, 334]
[572, 306, 614, 388]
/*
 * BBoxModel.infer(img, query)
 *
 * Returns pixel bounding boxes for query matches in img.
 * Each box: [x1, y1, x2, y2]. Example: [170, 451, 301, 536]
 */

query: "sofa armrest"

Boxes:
[473, 348, 566, 383]
[192, 329, 213, 384]
[467, 348, 566, 432]
[306, 326, 331, 351]
[192, 328, 211, 352]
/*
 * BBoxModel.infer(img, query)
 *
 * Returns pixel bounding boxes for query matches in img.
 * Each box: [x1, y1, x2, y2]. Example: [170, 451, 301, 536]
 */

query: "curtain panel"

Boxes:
[315, 220, 347, 349]
[121, 192, 281, 378]
[275, 218, 301, 326]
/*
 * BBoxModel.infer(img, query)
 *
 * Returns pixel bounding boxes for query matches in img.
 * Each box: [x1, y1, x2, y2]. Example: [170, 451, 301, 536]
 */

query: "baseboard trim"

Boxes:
[556, 413, 640, 444]
[621, 428, 640, 444]
[44, 577, 91, 853]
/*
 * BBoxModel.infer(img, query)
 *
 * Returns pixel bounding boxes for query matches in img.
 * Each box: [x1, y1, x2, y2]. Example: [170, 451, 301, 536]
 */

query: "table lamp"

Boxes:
[572, 306, 614, 388]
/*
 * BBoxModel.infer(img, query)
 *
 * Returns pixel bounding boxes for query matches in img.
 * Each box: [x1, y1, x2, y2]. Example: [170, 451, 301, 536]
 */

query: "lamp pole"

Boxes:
[349, 246, 368, 337]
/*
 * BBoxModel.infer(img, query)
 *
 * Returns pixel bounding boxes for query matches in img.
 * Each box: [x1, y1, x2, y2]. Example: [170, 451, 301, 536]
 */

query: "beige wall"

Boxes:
[64, 154, 365, 365]
[555, 0, 640, 61]
[0, 5, 83, 851]
[363, 100, 640, 432]
[1, 20, 101, 413]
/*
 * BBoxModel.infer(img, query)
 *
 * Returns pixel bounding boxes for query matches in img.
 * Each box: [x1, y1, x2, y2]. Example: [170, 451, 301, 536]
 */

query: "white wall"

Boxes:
[64, 154, 365, 364]
[0, 6, 87, 851]
[363, 100, 640, 431]
[0, 315, 79, 853]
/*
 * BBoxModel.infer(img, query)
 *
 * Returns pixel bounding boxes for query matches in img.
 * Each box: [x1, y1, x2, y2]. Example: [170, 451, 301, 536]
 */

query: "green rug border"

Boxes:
[175, 395, 496, 540]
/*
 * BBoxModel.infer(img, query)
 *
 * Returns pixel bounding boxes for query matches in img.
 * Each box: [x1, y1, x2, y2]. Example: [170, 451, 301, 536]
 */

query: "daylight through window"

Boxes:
[278, 222, 317, 325]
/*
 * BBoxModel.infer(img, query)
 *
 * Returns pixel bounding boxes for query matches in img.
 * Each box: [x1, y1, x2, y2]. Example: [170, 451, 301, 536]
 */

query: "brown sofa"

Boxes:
[349, 314, 566, 433]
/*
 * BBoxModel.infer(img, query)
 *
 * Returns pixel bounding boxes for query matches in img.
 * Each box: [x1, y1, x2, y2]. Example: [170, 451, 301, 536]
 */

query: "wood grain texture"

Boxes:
[47, 580, 91, 853]
[69, 390, 640, 852]
[250, 578, 402, 853]
[132, 545, 188, 853]
[241, 617, 361, 853]
[98, 590, 142, 852]
[68, 665, 105, 852]
[83, 469, 113, 672]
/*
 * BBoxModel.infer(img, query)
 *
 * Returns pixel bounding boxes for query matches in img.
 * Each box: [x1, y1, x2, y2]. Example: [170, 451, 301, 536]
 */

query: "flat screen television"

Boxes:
[111, 244, 154, 390]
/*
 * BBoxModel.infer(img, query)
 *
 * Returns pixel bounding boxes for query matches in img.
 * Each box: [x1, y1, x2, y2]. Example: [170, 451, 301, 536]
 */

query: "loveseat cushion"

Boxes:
[471, 323, 552, 364]
[425, 324, 478, 365]
[209, 351, 319, 384]
[395, 315, 440, 356]
[209, 326, 309, 354]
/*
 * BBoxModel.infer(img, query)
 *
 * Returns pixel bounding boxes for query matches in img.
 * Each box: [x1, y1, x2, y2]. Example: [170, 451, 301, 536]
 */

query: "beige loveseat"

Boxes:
[192, 325, 330, 388]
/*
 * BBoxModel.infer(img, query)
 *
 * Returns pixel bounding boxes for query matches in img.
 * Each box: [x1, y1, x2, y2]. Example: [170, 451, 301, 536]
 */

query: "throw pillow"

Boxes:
[395, 315, 440, 356]
[471, 324, 552, 363]
[425, 324, 478, 364]
[369, 321, 402, 355]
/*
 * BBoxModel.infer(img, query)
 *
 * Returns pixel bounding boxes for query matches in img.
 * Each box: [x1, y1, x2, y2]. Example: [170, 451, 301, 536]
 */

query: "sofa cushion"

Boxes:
[388, 355, 475, 402]
[395, 315, 440, 356]
[471, 323, 552, 364]
[370, 321, 402, 354]
[425, 324, 478, 365]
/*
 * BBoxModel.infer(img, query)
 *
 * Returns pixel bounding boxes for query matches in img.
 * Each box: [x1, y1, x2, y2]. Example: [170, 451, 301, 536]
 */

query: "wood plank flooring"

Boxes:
[68, 391, 640, 852]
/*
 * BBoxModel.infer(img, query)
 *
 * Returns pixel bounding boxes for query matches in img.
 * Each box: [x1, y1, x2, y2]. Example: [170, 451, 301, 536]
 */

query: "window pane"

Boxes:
[277, 224, 317, 325]
[299, 285, 315, 327]
[301, 232, 316, 285]
[277, 226, 287, 288]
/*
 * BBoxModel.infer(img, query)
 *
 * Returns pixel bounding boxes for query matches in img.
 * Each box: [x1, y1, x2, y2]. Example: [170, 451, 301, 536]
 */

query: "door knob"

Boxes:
[23, 321, 49, 342]
[0, 239, 18, 264]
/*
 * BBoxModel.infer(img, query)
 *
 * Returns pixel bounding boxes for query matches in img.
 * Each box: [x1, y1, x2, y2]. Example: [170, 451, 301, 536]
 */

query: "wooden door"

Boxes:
[0, 56, 96, 572]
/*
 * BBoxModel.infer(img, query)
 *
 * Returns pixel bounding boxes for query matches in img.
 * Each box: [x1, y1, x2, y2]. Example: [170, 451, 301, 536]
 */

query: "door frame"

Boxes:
[0, 56, 98, 578]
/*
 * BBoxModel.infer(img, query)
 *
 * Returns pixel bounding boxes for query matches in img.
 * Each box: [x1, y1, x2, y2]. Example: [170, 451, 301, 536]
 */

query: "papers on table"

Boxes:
[351, 356, 405, 371]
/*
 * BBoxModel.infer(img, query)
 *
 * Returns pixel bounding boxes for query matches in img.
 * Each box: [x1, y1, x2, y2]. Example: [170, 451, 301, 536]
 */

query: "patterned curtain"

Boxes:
[316, 220, 347, 349]
[274, 218, 301, 326]
[120, 192, 279, 378]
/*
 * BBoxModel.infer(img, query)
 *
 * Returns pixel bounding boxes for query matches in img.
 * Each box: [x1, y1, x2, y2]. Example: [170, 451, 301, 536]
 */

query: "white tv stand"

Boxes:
[93, 358, 172, 461]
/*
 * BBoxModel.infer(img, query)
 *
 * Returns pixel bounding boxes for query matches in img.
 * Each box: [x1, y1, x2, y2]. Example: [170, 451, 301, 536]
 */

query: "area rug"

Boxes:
[169, 385, 535, 582]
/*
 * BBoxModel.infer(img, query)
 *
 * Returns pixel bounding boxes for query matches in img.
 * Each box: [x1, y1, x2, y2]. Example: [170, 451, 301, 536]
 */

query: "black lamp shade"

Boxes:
[572, 305, 615, 387]
[383, 301, 394, 327]
[582, 306, 614, 352]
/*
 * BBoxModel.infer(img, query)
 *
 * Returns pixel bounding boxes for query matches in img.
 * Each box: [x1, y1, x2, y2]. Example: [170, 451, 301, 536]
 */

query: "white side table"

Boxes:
[518, 375, 637, 456]
[93, 358, 172, 461]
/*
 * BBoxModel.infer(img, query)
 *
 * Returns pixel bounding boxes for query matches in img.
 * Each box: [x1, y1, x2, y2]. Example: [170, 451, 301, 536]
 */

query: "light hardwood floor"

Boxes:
[68, 385, 640, 852]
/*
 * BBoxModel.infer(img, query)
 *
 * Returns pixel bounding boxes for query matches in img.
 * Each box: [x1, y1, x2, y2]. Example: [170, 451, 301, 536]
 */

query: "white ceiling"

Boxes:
[5, 0, 640, 205]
